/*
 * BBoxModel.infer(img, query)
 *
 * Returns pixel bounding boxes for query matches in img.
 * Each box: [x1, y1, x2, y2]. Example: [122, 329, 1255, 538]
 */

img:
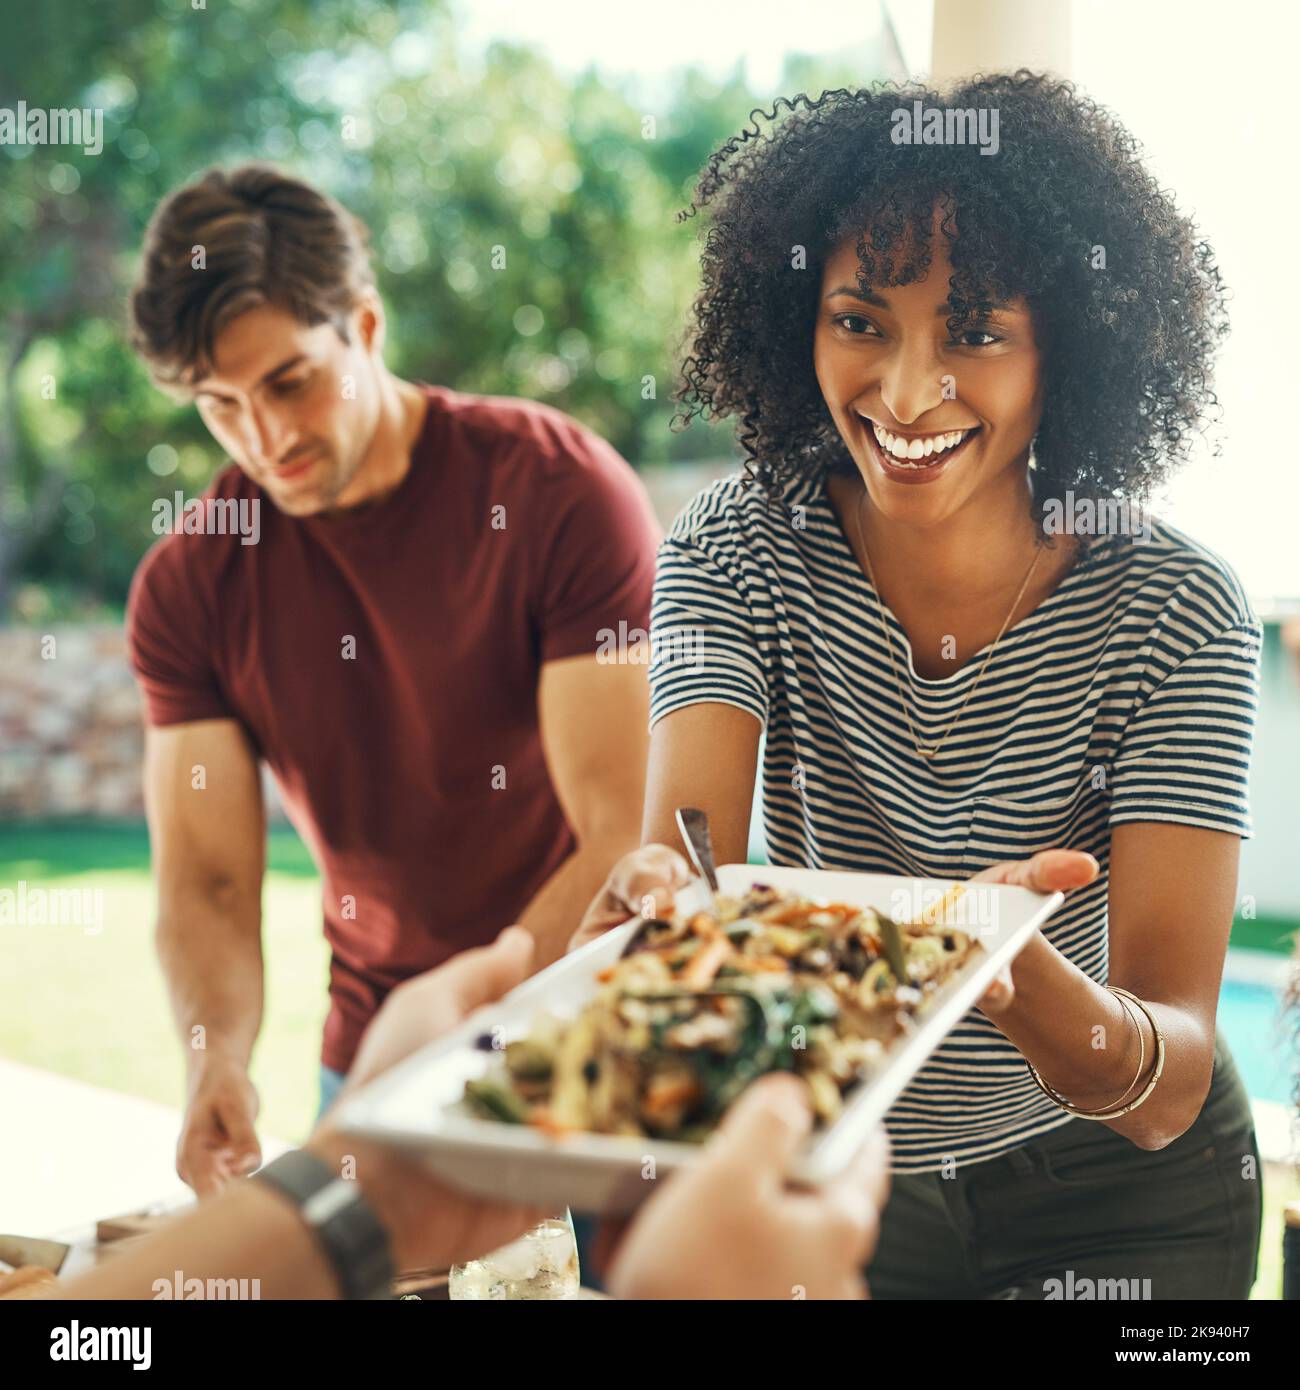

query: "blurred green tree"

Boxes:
[0, 0, 879, 618]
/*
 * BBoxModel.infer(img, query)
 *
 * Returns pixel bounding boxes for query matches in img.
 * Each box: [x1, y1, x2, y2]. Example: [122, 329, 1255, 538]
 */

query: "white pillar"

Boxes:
[929, 0, 1074, 85]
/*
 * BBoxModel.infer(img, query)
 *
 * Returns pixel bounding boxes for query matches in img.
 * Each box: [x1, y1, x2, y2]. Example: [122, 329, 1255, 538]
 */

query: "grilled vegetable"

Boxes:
[878, 913, 910, 987]
[465, 1078, 528, 1124]
[463, 882, 980, 1142]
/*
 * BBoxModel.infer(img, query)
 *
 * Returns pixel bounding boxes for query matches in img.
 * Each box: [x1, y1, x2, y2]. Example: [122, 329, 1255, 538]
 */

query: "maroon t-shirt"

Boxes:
[127, 385, 661, 1073]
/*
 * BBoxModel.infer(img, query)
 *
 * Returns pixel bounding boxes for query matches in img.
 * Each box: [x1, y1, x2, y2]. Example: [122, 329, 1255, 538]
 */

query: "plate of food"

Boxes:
[335, 864, 1063, 1214]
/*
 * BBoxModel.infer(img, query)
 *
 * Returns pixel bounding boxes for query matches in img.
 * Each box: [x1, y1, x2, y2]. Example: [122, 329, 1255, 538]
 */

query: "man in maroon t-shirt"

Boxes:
[125, 165, 660, 1197]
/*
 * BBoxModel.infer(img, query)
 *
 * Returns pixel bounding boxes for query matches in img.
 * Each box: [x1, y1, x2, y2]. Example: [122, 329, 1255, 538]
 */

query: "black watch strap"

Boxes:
[254, 1149, 395, 1300]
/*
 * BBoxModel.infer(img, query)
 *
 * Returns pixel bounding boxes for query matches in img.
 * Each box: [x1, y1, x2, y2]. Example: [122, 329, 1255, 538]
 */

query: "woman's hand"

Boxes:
[607, 1074, 890, 1300]
[969, 848, 1100, 1015]
[567, 843, 694, 953]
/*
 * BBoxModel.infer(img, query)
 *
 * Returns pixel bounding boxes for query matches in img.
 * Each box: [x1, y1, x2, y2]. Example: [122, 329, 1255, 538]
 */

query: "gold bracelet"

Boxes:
[1099, 989, 1147, 1107]
[1027, 988, 1144, 1116]
[1110, 988, 1166, 1103]
[1027, 987, 1165, 1120]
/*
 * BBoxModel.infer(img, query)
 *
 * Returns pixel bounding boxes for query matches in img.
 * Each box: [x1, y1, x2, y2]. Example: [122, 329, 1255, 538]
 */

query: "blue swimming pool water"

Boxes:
[1217, 976, 1292, 1104]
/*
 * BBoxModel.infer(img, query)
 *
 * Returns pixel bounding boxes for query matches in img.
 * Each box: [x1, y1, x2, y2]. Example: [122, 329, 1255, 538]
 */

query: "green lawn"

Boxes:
[1, 820, 1295, 1298]
[0, 820, 329, 1146]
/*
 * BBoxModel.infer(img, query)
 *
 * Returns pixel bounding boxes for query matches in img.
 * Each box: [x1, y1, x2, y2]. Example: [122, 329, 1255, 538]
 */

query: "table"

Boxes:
[0, 1058, 288, 1278]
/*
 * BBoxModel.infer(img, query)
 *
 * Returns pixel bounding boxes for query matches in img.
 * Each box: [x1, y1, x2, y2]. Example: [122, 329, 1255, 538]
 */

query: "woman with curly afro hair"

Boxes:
[642, 72, 1264, 1299]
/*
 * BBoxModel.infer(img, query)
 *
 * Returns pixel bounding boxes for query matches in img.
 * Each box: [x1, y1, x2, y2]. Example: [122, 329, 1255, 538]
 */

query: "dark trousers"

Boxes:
[869, 1031, 1263, 1300]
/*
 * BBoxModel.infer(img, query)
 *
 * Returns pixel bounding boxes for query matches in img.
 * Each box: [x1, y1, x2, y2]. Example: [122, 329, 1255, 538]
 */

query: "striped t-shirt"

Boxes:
[648, 469, 1261, 1173]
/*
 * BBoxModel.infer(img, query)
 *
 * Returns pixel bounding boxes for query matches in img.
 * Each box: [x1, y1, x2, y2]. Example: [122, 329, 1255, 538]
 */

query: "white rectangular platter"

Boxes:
[335, 864, 1063, 1215]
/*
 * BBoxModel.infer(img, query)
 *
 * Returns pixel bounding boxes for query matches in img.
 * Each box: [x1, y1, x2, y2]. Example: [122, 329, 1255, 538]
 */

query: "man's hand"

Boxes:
[342, 926, 538, 1091]
[608, 1074, 890, 1300]
[65, 928, 551, 1298]
[307, 926, 550, 1273]
[177, 1055, 262, 1198]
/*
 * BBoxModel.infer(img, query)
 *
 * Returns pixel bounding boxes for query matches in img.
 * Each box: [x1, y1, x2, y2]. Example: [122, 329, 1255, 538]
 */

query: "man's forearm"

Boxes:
[63, 1168, 337, 1300]
[62, 1132, 499, 1299]
[515, 833, 641, 967]
[156, 900, 265, 1071]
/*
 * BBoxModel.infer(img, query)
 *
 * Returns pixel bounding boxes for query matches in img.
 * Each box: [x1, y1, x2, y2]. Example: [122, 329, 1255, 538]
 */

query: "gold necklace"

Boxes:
[852, 488, 1043, 762]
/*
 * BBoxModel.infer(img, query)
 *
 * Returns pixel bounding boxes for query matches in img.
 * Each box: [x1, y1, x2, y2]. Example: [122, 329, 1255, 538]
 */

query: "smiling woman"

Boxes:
[644, 72, 1264, 1299]
[675, 74, 1226, 515]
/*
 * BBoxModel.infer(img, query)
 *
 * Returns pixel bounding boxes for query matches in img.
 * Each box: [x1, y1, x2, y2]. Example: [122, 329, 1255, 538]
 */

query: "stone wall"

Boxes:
[0, 627, 146, 818]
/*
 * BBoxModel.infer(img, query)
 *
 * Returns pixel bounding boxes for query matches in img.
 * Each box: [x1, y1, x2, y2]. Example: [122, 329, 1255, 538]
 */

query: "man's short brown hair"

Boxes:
[130, 163, 375, 391]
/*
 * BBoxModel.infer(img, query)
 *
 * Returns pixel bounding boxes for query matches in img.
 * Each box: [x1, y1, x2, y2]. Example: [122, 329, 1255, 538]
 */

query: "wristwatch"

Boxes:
[254, 1149, 395, 1299]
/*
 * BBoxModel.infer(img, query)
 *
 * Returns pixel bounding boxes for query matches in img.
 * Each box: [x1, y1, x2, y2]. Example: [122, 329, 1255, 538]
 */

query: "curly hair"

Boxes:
[673, 71, 1229, 514]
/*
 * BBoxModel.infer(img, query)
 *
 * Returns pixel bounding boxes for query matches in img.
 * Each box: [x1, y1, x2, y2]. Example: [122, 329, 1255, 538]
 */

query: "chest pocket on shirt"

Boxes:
[965, 779, 1105, 872]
